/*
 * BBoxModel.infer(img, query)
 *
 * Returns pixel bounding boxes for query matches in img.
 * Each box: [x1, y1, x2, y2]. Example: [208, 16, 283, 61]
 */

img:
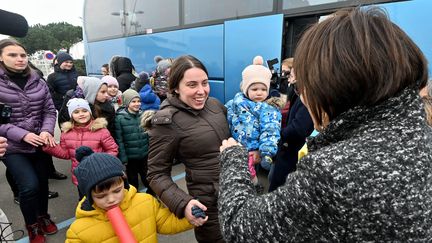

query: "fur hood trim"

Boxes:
[266, 97, 286, 109]
[61, 117, 108, 132]
[140, 110, 157, 131]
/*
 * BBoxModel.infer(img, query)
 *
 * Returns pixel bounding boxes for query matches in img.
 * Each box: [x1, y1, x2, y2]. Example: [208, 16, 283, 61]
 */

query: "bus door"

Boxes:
[282, 16, 319, 59]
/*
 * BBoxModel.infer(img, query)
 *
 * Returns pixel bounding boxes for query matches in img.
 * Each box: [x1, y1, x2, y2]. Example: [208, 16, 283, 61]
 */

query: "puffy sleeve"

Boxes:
[152, 195, 194, 234]
[100, 128, 118, 157]
[147, 122, 193, 218]
[114, 116, 127, 163]
[42, 134, 71, 160]
[65, 226, 82, 243]
[258, 104, 281, 157]
[40, 81, 57, 134]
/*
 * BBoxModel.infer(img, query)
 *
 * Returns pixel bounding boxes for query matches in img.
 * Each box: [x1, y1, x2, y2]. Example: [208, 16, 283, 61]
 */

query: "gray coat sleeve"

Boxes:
[218, 145, 340, 242]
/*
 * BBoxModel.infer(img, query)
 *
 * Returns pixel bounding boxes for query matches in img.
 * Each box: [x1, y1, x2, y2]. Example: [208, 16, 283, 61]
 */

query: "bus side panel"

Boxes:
[85, 25, 225, 100]
[125, 25, 225, 101]
[381, 0, 432, 75]
[224, 14, 283, 103]
[125, 25, 224, 78]
[85, 38, 127, 75]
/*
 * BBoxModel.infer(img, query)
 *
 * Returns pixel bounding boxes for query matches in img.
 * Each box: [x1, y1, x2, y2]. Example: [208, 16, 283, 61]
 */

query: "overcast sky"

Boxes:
[1, 0, 84, 26]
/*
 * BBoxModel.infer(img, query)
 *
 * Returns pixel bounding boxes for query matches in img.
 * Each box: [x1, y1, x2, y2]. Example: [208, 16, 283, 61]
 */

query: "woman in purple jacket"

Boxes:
[0, 39, 58, 243]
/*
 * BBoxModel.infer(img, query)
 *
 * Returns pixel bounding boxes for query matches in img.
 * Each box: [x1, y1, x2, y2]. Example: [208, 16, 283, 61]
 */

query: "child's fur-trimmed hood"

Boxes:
[265, 96, 286, 109]
[61, 118, 108, 132]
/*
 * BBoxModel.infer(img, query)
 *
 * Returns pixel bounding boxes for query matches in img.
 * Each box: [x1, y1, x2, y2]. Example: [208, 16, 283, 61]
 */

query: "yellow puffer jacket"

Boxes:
[65, 186, 193, 243]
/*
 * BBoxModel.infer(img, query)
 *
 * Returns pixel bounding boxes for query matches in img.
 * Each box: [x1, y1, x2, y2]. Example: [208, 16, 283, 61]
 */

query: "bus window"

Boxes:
[84, 0, 124, 41]
[283, 0, 345, 9]
[184, 0, 274, 25]
[127, 0, 179, 34]
[85, 0, 179, 41]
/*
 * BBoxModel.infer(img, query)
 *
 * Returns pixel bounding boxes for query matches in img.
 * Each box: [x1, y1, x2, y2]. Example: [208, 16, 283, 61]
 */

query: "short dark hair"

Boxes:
[168, 55, 208, 95]
[102, 63, 109, 69]
[0, 38, 31, 76]
[92, 176, 124, 194]
[294, 7, 428, 128]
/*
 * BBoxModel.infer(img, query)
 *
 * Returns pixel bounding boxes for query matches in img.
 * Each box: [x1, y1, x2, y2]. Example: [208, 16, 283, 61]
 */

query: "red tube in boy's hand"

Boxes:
[106, 206, 137, 243]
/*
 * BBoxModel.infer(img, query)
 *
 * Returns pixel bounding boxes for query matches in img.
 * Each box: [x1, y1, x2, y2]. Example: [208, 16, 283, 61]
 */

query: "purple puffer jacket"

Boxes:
[0, 68, 57, 154]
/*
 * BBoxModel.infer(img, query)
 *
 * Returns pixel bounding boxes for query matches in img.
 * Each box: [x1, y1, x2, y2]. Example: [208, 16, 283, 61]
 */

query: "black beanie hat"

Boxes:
[56, 52, 73, 66]
[74, 146, 129, 210]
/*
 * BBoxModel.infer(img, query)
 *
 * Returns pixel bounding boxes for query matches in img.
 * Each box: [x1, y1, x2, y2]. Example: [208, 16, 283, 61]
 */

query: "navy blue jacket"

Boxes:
[47, 65, 78, 110]
[269, 94, 313, 192]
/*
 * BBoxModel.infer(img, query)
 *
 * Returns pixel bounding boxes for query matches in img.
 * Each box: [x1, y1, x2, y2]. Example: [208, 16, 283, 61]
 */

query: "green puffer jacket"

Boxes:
[114, 107, 149, 163]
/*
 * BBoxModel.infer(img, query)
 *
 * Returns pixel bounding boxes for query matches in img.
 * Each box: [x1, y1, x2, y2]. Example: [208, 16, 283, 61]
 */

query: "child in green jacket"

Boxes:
[114, 89, 154, 195]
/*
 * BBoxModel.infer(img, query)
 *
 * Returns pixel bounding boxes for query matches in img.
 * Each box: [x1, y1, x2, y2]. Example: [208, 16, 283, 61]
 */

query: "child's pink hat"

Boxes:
[101, 76, 119, 88]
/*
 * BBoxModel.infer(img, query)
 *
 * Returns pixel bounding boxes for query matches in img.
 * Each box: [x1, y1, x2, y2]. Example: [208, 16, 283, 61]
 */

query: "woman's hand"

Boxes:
[23, 133, 46, 147]
[39, 131, 56, 147]
[219, 137, 241, 153]
[184, 199, 208, 227]
[0, 136, 7, 156]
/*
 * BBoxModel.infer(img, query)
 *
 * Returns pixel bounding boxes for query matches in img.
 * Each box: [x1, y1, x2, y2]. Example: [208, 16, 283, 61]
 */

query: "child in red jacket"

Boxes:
[43, 98, 118, 199]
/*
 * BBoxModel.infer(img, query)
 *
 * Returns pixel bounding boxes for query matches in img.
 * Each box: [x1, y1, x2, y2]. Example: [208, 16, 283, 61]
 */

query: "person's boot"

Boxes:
[37, 214, 58, 235]
[48, 171, 67, 180]
[13, 196, 20, 205]
[48, 191, 59, 199]
[26, 223, 46, 243]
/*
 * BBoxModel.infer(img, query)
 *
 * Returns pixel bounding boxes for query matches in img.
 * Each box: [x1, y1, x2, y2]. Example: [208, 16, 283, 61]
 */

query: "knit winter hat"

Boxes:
[122, 89, 140, 107]
[82, 77, 105, 105]
[101, 76, 119, 88]
[156, 58, 172, 76]
[74, 146, 128, 211]
[139, 71, 149, 82]
[67, 98, 92, 117]
[56, 52, 73, 66]
[240, 56, 272, 97]
[135, 71, 150, 92]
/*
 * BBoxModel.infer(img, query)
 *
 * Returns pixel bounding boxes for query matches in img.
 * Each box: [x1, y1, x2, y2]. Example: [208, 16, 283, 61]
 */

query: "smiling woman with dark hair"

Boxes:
[218, 7, 431, 242]
[147, 55, 230, 243]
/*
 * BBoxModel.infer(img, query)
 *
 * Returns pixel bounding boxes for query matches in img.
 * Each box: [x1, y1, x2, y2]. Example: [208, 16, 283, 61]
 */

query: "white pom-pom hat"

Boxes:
[240, 55, 272, 97]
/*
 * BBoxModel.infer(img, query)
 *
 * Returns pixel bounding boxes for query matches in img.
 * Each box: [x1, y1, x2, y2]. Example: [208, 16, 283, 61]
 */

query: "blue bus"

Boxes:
[83, 0, 432, 103]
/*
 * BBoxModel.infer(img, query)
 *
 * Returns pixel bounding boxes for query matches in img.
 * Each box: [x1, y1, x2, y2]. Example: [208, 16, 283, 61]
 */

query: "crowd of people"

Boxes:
[1, 6, 431, 243]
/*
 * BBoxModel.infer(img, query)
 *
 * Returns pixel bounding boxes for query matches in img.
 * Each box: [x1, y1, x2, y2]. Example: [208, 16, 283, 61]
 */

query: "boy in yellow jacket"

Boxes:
[66, 146, 193, 243]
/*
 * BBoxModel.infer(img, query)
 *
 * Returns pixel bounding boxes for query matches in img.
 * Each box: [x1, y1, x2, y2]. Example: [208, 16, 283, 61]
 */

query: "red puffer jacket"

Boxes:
[43, 118, 118, 185]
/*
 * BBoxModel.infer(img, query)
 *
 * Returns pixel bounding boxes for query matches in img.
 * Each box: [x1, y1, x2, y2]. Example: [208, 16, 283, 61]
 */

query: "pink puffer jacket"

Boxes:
[43, 118, 118, 185]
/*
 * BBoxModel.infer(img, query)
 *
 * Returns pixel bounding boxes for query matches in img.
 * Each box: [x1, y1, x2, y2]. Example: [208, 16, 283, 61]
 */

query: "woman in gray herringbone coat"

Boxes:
[218, 7, 432, 242]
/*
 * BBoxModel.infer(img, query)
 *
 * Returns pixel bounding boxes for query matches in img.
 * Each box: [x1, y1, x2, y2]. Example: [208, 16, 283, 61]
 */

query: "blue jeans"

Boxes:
[3, 150, 50, 225]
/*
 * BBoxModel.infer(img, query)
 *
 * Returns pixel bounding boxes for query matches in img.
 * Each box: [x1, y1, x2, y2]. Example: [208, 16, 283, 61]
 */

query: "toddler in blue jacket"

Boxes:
[225, 56, 282, 189]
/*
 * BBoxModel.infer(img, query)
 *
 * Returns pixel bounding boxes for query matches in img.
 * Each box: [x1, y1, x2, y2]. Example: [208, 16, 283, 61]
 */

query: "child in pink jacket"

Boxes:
[44, 98, 118, 199]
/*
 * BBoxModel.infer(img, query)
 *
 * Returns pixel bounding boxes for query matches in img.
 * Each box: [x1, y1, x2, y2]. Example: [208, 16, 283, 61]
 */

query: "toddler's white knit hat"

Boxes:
[240, 56, 272, 97]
